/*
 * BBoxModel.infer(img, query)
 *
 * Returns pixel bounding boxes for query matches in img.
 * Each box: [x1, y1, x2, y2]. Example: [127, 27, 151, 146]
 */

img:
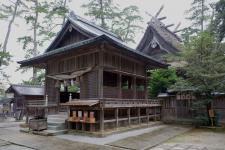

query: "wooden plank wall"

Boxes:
[55, 28, 88, 49]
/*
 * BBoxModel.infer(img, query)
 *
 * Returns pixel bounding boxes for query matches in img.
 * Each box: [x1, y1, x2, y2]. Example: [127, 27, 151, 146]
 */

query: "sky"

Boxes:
[0, 0, 193, 87]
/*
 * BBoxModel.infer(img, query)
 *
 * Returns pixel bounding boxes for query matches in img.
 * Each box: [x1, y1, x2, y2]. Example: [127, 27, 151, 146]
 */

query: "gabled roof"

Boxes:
[136, 17, 182, 59]
[18, 35, 168, 68]
[6, 84, 44, 96]
[46, 11, 124, 52]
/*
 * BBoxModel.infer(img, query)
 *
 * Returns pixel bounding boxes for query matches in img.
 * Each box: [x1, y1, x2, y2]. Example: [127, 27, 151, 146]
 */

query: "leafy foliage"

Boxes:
[214, 0, 225, 42]
[82, 0, 143, 44]
[148, 68, 178, 98]
[23, 70, 45, 86]
[82, 0, 119, 29]
[186, 0, 210, 32]
[111, 5, 143, 43]
[172, 32, 225, 126]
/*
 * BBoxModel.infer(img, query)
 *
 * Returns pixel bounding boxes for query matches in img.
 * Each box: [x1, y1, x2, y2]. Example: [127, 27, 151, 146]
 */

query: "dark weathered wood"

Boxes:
[128, 108, 131, 125]
[115, 108, 119, 128]
[100, 108, 104, 131]
[138, 108, 141, 124]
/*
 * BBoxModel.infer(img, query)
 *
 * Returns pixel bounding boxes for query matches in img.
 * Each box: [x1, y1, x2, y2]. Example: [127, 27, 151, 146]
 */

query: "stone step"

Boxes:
[48, 118, 66, 123]
[47, 121, 65, 126]
[48, 114, 67, 118]
[48, 125, 65, 130]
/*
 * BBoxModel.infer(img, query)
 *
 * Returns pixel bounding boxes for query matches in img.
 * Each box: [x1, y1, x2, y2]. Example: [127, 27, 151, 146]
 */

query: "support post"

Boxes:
[118, 74, 122, 98]
[128, 108, 131, 126]
[115, 108, 119, 128]
[154, 107, 157, 121]
[133, 77, 136, 99]
[26, 107, 29, 124]
[98, 44, 104, 99]
[100, 108, 104, 131]
[138, 108, 141, 124]
[145, 73, 148, 99]
[146, 108, 149, 125]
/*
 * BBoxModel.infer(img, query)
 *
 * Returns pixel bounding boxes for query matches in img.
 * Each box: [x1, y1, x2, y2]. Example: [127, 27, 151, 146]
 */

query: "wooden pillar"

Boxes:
[100, 108, 104, 131]
[118, 74, 122, 98]
[98, 44, 104, 99]
[146, 108, 149, 124]
[145, 72, 148, 99]
[154, 107, 157, 121]
[115, 108, 119, 128]
[127, 108, 131, 126]
[25, 107, 29, 124]
[133, 77, 136, 99]
[138, 108, 141, 124]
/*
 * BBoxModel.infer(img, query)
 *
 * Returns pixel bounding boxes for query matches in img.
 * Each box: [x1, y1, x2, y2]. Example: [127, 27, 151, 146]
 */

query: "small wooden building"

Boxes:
[18, 12, 168, 131]
[6, 84, 44, 120]
[159, 91, 225, 126]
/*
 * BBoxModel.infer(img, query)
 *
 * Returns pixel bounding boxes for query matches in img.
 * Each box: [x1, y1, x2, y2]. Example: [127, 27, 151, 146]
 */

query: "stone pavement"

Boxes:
[0, 120, 225, 150]
[151, 143, 223, 150]
[56, 124, 168, 145]
[107, 125, 191, 150]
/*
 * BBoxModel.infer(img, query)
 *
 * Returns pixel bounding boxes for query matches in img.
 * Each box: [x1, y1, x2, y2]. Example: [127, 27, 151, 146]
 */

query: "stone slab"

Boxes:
[107, 125, 191, 150]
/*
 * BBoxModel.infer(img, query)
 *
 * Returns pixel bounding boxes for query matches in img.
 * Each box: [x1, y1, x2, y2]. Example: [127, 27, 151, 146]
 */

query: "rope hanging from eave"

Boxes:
[47, 67, 93, 80]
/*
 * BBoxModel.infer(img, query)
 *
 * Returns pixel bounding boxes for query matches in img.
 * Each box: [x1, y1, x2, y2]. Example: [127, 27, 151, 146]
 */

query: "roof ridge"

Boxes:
[68, 13, 122, 41]
[149, 17, 181, 42]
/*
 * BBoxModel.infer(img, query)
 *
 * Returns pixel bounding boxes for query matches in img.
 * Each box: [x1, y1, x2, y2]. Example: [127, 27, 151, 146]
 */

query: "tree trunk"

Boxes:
[99, 0, 106, 29]
[33, 0, 38, 80]
[62, 0, 67, 25]
[201, 0, 204, 32]
[2, 0, 20, 53]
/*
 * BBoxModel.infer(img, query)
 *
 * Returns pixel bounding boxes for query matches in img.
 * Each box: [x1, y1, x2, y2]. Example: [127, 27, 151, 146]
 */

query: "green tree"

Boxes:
[173, 32, 225, 125]
[148, 68, 178, 98]
[82, 0, 143, 44]
[186, 0, 210, 32]
[214, 0, 225, 42]
[0, 0, 24, 53]
[82, 0, 119, 29]
[18, 0, 69, 84]
[111, 6, 143, 43]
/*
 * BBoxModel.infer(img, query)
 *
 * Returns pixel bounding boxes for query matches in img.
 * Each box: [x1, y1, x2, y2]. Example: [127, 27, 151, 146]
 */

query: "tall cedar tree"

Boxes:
[186, 0, 210, 32]
[82, 0, 143, 44]
[82, 0, 119, 29]
[214, 0, 225, 42]
[18, 0, 69, 84]
[0, 0, 23, 53]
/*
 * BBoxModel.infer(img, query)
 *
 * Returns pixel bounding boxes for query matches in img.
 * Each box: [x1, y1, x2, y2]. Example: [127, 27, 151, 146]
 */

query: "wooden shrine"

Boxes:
[18, 12, 168, 131]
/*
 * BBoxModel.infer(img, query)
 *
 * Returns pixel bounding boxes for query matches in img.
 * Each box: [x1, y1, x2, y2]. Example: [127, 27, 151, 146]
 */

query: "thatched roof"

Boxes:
[136, 17, 182, 60]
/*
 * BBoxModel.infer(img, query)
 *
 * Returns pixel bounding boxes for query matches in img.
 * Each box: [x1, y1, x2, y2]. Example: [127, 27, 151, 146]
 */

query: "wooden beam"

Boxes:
[138, 108, 141, 124]
[100, 108, 104, 131]
[165, 24, 174, 28]
[128, 108, 131, 126]
[174, 22, 181, 32]
[158, 16, 167, 21]
[146, 108, 149, 124]
[133, 77, 136, 99]
[174, 29, 184, 33]
[98, 44, 104, 99]
[155, 5, 164, 18]
[115, 108, 119, 128]
[118, 74, 122, 98]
